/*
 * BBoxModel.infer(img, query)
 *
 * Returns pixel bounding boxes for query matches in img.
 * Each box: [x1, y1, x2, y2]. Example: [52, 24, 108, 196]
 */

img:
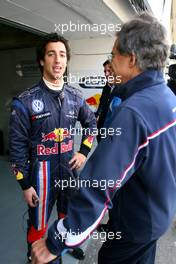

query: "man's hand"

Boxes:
[23, 187, 39, 207]
[69, 152, 86, 170]
[32, 239, 57, 264]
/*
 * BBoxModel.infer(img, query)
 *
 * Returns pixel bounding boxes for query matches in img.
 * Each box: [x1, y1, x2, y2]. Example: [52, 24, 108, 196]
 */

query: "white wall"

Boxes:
[69, 36, 115, 101]
[70, 36, 115, 77]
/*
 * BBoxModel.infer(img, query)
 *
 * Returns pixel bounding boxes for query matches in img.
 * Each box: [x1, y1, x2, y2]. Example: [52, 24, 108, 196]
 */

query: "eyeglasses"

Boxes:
[107, 52, 117, 62]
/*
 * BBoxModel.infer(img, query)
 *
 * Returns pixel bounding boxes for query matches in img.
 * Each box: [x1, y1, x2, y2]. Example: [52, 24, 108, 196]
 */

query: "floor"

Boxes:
[0, 157, 87, 264]
[0, 157, 176, 264]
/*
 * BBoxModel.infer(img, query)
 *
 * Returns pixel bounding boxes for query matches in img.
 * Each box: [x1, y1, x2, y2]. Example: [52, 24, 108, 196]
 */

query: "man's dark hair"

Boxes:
[103, 60, 110, 67]
[36, 33, 71, 72]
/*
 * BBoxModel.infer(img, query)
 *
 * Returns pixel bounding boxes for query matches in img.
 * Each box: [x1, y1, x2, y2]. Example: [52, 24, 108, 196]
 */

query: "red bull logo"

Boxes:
[87, 136, 94, 144]
[37, 143, 58, 155]
[83, 135, 94, 149]
[41, 128, 70, 142]
[86, 93, 101, 107]
[61, 140, 73, 153]
[37, 140, 73, 155]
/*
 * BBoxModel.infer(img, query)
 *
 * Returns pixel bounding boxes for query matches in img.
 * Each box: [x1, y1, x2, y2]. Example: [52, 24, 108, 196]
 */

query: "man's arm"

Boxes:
[9, 98, 31, 189]
[9, 98, 38, 206]
[69, 96, 97, 170]
[32, 107, 148, 262]
[78, 98, 97, 156]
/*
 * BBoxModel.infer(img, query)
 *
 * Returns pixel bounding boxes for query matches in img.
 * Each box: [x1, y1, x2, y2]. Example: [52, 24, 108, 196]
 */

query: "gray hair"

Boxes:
[116, 13, 169, 71]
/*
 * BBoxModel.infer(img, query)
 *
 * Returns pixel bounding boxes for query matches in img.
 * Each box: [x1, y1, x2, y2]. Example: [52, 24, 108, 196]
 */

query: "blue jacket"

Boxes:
[9, 80, 96, 190]
[45, 70, 176, 255]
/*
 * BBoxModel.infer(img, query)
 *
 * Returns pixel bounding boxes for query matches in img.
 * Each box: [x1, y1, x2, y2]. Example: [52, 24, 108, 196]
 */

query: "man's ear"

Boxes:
[40, 60, 44, 66]
[129, 53, 137, 68]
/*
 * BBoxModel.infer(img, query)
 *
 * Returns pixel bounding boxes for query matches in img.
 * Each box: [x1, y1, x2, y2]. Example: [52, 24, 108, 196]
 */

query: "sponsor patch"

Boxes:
[60, 140, 73, 153]
[16, 171, 24, 180]
[66, 114, 77, 118]
[32, 99, 44, 113]
[37, 143, 58, 155]
[66, 110, 77, 119]
[11, 109, 16, 115]
[41, 128, 70, 142]
[83, 136, 94, 149]
[31, 112, 51, 121]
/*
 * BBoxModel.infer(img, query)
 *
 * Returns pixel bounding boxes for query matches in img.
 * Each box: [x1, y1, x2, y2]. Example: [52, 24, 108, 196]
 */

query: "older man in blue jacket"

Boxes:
[32, 14, 176, 264]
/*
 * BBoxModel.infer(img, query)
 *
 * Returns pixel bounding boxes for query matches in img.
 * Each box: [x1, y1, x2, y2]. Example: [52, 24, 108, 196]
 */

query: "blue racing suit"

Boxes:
[9, 80, 96, 250]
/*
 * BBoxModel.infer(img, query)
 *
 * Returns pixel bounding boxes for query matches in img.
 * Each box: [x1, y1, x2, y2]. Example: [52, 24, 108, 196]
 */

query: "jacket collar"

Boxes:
[118, 70, 165, 101]
[40, 79, 65, 97]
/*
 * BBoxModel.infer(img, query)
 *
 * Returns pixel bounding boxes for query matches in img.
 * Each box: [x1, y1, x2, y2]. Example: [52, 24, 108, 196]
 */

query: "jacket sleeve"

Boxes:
[45, 107, 148, 256]
[77, 98, 97, 157]
[9, 98, 32, 190]
[95, 86, 106, 117]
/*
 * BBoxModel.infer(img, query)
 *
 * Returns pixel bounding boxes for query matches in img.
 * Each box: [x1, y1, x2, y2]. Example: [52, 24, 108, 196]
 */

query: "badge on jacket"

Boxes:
[32, 99, 44, 113]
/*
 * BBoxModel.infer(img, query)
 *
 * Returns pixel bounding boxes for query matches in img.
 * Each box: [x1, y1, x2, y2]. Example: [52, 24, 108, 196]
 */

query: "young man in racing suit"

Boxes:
[9, 33, 96, 263]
